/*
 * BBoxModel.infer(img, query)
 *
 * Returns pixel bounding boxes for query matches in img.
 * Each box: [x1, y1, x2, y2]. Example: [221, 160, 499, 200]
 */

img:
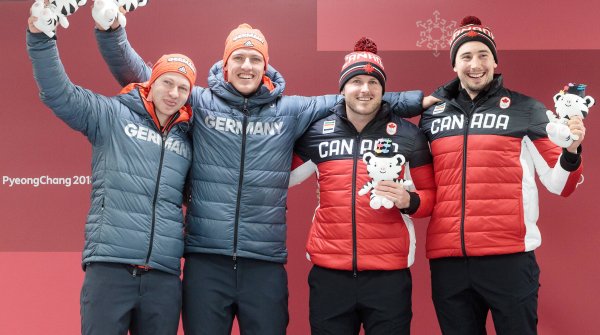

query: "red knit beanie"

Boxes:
[449, 16, 497, 67]
[339, 37, 386, 92]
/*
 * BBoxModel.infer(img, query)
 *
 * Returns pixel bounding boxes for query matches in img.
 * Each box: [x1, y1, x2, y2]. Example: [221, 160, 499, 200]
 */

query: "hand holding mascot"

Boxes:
[358, 139, 413, 210]
[92, 0, 148, 30]
[546, 83, 594, 148]
[29, 0, 87, 38]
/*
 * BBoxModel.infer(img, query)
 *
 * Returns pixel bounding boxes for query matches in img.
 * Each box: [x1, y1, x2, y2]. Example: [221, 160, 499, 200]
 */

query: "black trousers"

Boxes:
[309, 265, 412, 335]
[182, 253, 289, 335]
[430, 252, 540, 335]
[80, 262, 181, 335]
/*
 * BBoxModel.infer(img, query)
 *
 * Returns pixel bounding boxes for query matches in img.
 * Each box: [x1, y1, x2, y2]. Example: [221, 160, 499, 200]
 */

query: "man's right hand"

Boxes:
[28, 16, 42, 34]
[93, 0, 127, 31]
[94, 7, 125, 31]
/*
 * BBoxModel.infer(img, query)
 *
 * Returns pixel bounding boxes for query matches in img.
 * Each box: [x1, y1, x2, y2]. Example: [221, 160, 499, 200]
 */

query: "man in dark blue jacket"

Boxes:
[27, 11, 196, 335]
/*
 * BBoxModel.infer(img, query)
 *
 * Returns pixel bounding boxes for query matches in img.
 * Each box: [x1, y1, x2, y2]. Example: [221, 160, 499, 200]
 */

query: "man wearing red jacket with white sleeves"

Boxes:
[419, 16, 586, 335]
[291, 37, 436, 335]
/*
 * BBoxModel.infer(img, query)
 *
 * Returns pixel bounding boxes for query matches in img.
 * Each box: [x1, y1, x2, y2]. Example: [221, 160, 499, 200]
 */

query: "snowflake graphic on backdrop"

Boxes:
[416, 11, 457, 57]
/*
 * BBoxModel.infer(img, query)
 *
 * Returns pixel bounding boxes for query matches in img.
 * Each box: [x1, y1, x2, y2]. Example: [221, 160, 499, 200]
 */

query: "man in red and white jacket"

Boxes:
[419, 16, 586, 335]
[291, 38, 436, 335]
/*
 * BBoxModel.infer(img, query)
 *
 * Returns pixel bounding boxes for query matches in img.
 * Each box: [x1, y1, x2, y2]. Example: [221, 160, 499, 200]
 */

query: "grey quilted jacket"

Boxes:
[28, 31, 191, 275]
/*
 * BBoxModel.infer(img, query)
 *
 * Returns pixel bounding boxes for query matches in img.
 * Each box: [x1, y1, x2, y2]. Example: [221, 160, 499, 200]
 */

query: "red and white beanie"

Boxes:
[449, 16, 497, 67]
[339, 37, 386, 92]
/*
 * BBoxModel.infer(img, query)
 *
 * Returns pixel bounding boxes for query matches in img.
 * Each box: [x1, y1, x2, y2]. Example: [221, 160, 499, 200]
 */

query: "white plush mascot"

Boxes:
[30, 0, 60, 38]
[50, 0, 88, 28]
[546, 83, 594, 148]
[92, 0, 148, 30]
[358, 139, 413, 209]
[30, 0, 87, 38]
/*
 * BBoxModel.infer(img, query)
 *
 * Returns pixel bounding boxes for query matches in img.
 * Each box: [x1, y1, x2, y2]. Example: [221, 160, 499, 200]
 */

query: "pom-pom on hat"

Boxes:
[339, 37, 387, 92]
[149, 54, 197, 88]
[222, 23, 269, 75]
[449, 16, 497, 67]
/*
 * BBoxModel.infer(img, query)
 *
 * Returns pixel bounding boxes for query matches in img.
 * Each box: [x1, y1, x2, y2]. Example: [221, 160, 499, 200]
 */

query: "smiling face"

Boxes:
[225, 48, 265, 96]
[147, 72, 191, 125]
[453, 41, 497, 99]
[342, 75, 383, 123]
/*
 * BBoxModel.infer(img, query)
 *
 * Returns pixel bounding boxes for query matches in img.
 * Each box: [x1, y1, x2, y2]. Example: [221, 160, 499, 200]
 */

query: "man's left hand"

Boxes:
[374, 180, 410, 209]
[423, 95, 441, 109]
[567, 116, 586, 153]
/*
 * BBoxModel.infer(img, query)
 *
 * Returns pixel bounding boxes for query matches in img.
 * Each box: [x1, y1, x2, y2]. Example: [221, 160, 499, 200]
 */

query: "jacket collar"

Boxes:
[333, 100, 392, 126]
[117, 84, 192, 133]
[433, 74, 504, 102]
[207, 61, 286, 111]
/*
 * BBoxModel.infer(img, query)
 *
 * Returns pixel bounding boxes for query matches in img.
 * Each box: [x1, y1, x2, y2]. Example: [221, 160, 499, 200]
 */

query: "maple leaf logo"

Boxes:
[501, 98, 509, 103]
[363, 63, 375, 73]
[467, 30, 478, 37]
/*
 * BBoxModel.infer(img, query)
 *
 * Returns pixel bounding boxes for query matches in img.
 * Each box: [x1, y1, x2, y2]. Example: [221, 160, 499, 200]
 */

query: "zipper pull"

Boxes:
[233, 253, 238, 270]
[132, 267, 138, 277]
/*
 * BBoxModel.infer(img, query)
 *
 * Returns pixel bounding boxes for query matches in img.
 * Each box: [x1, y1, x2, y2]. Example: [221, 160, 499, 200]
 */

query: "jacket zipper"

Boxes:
[458, 102, 477, 257]
[143, 112, 180, 269]
[351, 133, 361, 277]
[233, 98, 249, 270]
[347, 113, 381, 277]
[143, 132, 167, 269]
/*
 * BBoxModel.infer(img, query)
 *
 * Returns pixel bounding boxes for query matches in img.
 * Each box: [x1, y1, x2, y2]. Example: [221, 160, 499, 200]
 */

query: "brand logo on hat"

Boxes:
[386, 123, 397, 135]
[432, 103, 446, 115]
[244, 40, 254, 47]
[178, 66, 187, 74]
[323, 120, 336, 134]
[232, 33, 265, 44]
[167, 57, 196, 74]
[499, 97, 511, 109]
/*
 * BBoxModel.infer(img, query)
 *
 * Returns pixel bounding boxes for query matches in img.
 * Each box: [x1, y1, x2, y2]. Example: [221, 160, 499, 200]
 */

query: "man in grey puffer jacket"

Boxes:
[95, 17, 428, 335]
[27, 13, 196, 335]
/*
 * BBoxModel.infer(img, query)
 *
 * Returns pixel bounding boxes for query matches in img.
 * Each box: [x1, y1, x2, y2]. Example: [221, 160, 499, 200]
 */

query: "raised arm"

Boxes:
[285, 89, 426, 140]
[27, 21, 112, 143]
[279, 95, 342, 140]
[95, 26, 151, 86]
[383, 90, 424, 118]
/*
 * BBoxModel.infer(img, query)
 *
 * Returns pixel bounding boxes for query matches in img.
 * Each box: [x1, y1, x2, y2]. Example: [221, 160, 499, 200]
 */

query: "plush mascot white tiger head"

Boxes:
[546, 83, 594, 148]
[357, 139, 411, 209]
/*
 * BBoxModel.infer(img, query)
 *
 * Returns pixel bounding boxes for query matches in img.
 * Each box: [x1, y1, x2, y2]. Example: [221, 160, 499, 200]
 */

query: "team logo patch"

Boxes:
[374, 138, 393, 154]
[178, 66, 187, 74]
[386, 122, 397, 135]
[244, 40, 254, 47]
[433, 103, 446, 114]
[323, 120, 336, 134]
[499, 97, 511, 109]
